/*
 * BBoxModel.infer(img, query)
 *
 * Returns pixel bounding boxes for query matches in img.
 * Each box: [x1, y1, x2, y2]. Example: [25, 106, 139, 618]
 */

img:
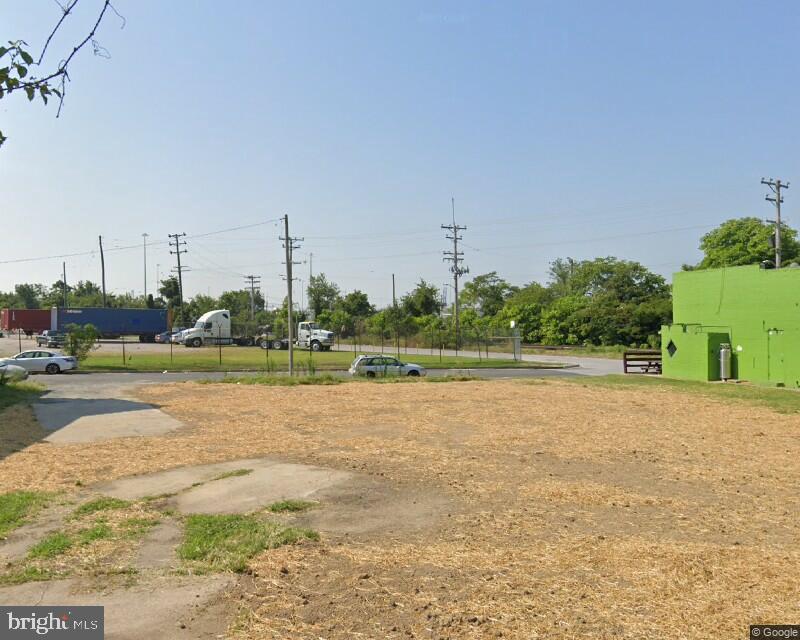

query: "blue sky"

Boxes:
[1, 1, 798, 307]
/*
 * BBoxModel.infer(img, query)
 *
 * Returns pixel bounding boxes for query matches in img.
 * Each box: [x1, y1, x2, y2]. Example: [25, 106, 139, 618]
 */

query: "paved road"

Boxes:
[336, 343, 621, 376]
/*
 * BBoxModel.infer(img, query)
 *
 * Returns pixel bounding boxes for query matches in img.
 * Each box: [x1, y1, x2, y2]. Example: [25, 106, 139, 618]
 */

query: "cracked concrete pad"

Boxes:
[95, 458, 352, 514]
[134, 518, 183, 570]
[0, 575, 233, 639]
[36, 398, 184, 444]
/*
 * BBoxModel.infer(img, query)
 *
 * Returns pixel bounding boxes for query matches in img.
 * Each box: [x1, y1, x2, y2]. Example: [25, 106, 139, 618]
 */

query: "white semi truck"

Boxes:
[266, 321, 335, 352]
[181, 310, 334, 351]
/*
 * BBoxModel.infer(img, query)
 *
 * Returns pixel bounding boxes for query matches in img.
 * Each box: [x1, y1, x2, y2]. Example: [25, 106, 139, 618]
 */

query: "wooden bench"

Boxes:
[623, 349, 662, 374]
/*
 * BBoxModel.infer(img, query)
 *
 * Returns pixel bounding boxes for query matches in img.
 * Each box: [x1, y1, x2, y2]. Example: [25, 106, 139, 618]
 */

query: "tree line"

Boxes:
[1, 218, 791, 348]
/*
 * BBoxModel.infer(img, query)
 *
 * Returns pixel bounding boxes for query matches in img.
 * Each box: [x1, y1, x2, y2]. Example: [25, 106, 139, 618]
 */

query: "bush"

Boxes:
[64, 324, 99, 361]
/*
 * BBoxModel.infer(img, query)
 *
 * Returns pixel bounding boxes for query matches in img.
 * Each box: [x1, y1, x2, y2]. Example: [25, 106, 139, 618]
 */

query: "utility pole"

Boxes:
[98, 235, 107, 307]
[62, 262, 68, 308]
[392, 273, 400, 357]
[281, 215, 303, 375]
[168, 233, 188, 316]
[762, 177, 790, 268]
[142, 233, 149, 300]
[442, 197, 468, 351]
[244, 274, 261, 321]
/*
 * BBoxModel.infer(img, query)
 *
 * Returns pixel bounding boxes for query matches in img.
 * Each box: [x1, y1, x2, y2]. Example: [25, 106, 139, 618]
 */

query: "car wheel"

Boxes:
[407, 370, 420, 377]
[366, 371, 376, 378]
[46, 363, 61, 375]
[310, 341, 322, 352]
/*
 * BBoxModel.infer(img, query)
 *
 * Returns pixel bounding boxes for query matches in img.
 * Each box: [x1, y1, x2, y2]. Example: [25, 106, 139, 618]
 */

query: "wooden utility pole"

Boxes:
[98, 235, 107, 307]
[762, 177, 790, 268]
[281, 216, 303, 375]
[142, 233, 149, 299]
[244, 274, 261, 320]
[168, 233, 188, 314]
[442, 198, 468, 352]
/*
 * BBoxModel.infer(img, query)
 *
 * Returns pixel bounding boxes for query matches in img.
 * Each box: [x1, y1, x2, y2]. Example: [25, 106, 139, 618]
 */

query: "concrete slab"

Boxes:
[134, 518, 183, 570]
[94, 458, 352, 514]
[36, 399, 184, 443]
[0, 576, 233, 640]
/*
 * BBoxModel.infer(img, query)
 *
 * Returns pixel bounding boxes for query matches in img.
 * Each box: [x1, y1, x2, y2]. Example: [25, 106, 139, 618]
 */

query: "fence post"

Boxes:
[122, 337, 126, 367]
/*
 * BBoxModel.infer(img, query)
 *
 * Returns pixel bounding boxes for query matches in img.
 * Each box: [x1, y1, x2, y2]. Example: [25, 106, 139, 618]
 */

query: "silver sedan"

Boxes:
[349, 355, 427, 378]
[0, 350, 78, 375]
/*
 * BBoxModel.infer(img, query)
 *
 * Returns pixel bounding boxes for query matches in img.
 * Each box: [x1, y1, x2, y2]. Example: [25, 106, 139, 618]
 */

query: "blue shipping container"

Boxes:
[56, 307, 170, 341]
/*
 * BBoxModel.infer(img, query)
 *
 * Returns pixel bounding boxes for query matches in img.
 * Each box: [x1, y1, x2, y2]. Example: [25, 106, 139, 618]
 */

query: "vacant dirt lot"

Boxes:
[1, 378, 798, 638]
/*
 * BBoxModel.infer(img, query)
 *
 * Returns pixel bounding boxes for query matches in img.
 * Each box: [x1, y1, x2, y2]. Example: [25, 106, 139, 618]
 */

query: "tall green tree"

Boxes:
[402, 280, 441, 317]
[306, 274, 341, 318]
[689, 217, 799, 269]
[460, 271, 516, 317]
[339, 290, 374, 318]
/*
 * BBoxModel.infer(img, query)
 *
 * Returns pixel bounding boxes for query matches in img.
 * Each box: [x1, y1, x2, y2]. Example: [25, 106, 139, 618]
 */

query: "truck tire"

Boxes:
[189, 337, 202, 348]
[310, 341, 322, 352]
[258, 339, 268, 350]
[243, 337, 254, 347]
[272, 340, 284, 350]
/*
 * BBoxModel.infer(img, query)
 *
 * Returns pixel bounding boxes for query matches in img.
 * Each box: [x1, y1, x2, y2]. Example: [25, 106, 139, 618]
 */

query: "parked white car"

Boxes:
[0, 350, 78, 375]
[349, 355, 427, 378]
[0, 363, 29, 382]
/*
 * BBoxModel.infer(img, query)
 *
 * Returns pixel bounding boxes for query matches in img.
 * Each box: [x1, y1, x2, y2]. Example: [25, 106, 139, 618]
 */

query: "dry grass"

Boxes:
[0, 379, 798, 637]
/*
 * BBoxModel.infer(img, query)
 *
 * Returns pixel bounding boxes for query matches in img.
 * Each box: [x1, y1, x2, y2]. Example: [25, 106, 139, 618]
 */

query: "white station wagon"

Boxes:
[0, 350, 78, 375]
[349, 355, 427, 378]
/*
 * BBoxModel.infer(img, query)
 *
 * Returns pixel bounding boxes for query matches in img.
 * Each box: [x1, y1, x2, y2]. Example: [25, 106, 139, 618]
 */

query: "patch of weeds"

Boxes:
[205, 374, 342, 387]
[178, 514, 318, 573]
[72, 497, 130, 518]
[121, 517, 159, 538]
[0, 381, 45, 411]
[78, 523, 113, 545]
[0, 491, 50, 538]
[0, 566, 53, 586]
[28, 532, 72, 559]
[211, 469, 253, 482]
[268, 499, 317, 513]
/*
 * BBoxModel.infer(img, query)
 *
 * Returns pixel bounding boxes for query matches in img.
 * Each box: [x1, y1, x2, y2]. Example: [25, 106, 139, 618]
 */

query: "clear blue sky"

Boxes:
[1, 1, 798, 307]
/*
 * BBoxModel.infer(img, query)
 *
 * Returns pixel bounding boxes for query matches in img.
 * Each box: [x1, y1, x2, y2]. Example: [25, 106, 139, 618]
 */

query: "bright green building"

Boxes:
[662, 264, 800, 386]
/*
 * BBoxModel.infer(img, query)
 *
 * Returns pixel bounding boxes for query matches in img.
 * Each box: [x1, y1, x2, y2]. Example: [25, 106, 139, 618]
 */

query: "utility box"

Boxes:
[662, 264, 800, 387]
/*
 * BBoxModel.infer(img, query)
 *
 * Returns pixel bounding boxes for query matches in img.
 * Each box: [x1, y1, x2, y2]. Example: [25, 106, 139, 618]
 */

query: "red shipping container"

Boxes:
[1, 308, 52, 334]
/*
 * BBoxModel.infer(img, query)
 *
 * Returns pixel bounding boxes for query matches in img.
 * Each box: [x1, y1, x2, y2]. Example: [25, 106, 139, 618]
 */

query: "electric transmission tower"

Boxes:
[442, 197, 468, 351]
[168, 232, 188, 312]
[244, 274, 262, 320]
[762, 177, 790, 268]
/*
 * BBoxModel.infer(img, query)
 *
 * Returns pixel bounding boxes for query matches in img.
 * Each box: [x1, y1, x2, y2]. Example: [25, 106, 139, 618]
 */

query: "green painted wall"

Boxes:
[662, 264, 800, 386]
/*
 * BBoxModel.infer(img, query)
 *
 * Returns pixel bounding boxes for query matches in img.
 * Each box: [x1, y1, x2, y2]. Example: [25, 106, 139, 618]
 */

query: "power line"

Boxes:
[442, 197, 468, 352]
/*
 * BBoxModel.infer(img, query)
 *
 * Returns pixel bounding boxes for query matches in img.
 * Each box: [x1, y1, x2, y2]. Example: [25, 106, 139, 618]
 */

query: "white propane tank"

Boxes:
[720, 343, 732, 381]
